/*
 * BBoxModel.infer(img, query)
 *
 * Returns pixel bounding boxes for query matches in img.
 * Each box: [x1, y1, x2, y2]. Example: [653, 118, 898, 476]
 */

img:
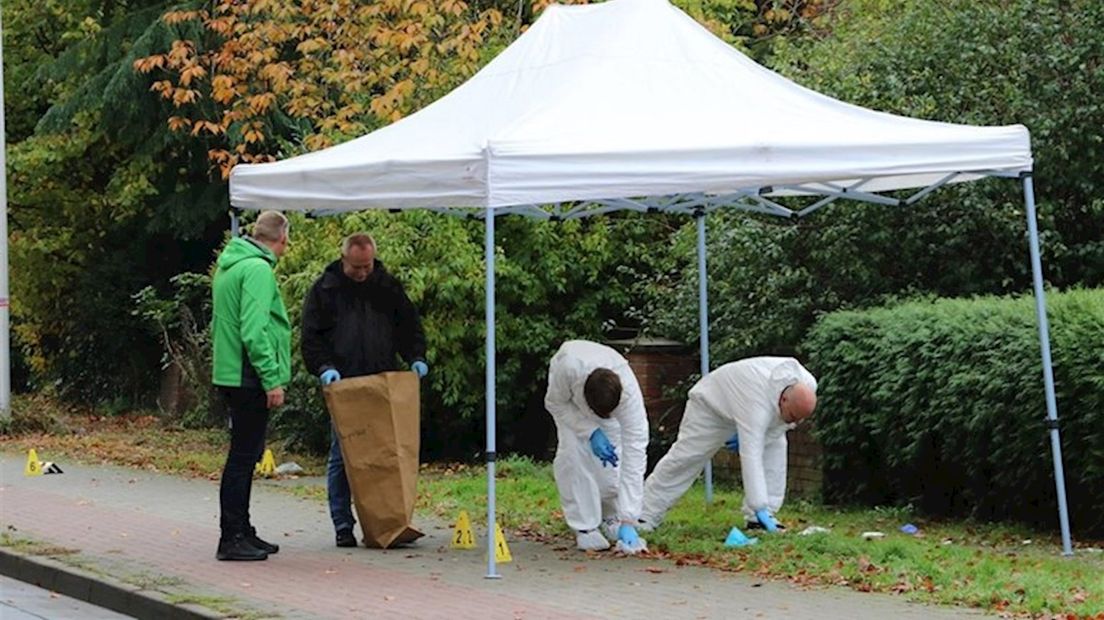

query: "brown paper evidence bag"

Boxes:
[323, 371, 424, 548]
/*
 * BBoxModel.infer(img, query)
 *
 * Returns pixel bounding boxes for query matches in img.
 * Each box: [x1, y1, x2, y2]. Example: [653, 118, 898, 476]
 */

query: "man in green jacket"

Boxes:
[211, 210, 292, 561]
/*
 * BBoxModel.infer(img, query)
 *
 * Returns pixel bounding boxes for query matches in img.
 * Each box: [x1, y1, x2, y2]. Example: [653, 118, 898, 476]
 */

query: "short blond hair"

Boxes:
[341, 233, 376, 256]
[252, 211, 288, 242]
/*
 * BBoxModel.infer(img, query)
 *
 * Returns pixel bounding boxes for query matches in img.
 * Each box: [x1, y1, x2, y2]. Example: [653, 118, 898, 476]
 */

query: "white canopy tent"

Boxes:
[229, 0, 1073, 572]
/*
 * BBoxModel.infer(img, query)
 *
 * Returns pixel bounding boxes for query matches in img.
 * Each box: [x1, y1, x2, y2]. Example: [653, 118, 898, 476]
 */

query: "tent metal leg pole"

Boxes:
[485, 209, 501, 578]
[230, 209, 240, 237]
[1022, 174, 1073, 556]
[695, 210, 713, 503]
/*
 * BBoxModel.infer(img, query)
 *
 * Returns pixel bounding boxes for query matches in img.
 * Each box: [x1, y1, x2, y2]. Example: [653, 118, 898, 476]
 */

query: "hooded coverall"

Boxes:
[641, 357, 816, 525]
[545, 341, 650, 532]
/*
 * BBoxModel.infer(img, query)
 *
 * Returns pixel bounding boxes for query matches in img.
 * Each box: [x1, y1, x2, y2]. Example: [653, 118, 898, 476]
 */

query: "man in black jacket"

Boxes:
[301, 233, 428, 548]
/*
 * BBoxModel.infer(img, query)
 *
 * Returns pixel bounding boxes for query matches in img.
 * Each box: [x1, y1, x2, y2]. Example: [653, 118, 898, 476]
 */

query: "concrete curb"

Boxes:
[0, 547, 224, 619]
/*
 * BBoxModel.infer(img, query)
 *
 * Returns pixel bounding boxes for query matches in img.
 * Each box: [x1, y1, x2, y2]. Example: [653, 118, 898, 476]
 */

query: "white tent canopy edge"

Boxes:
[229, 0, 1031, 212]
[227, 0, 1074, 574]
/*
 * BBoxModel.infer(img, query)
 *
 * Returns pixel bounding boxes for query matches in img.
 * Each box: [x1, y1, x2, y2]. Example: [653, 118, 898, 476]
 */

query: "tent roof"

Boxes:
[229, 0, 1032, 212]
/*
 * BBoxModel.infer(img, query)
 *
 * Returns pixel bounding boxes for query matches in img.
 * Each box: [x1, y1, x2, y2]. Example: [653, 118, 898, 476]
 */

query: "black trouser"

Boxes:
[218, 387, 270, 539]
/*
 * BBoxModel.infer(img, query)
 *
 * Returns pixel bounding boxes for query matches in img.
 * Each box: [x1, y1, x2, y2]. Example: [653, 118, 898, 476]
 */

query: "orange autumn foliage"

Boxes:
[135, 0, 503, 179]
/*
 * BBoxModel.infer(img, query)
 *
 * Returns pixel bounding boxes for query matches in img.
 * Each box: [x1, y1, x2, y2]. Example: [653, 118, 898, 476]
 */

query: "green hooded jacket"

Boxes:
[211, 237, 292, 391]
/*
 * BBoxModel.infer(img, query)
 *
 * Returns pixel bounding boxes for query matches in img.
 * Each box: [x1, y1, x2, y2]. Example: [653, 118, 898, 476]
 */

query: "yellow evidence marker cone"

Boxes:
[24, 449, 42, 477]
[255, 449, 277, 476]
[493, 523, 513, 563]
[451, 510, 476, 549]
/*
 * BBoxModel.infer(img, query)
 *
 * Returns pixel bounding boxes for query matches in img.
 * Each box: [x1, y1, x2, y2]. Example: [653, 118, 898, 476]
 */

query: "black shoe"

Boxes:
[745, 520, 787, 532]
[247, 527, 280, 554]
[217, 533, 269, 561]
[335, 528, 358, 548]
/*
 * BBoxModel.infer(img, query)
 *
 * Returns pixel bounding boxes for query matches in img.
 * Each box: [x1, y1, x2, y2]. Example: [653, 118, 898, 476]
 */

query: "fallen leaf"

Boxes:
[644, 566, 665, 574]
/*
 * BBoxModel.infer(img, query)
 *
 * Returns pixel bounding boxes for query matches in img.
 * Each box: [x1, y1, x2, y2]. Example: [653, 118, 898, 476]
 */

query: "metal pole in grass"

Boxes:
[484, 206, 501, 578]
[1022, 173, 1073, 556]
[695, 208, 712, 503]
[0, 16, 11, 421]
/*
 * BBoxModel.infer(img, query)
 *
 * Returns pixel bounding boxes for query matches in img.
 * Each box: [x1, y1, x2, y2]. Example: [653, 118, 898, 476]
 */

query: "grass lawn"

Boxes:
[416, 457, 1103, 619]
[3, 396, 1100, 618]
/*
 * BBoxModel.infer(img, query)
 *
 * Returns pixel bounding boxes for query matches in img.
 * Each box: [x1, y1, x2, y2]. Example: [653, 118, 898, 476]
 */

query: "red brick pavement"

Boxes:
[2, 485, 591, 620]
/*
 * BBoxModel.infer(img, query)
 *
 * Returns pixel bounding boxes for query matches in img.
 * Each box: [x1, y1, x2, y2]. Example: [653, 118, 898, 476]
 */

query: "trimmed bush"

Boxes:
[804, 289, 1104, 536]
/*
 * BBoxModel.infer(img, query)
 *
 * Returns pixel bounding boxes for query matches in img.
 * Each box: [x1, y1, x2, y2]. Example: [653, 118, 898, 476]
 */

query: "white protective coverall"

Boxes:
[641, 357, 817, 525]
[545, 341, 650, 533]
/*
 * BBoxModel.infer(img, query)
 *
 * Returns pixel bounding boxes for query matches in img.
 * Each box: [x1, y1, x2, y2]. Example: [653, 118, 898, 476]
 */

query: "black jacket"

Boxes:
[300, 259, 426, 378]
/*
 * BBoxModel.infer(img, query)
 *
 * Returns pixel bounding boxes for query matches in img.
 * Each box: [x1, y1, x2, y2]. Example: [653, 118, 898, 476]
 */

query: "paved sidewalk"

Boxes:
[0, 454, 987, 619]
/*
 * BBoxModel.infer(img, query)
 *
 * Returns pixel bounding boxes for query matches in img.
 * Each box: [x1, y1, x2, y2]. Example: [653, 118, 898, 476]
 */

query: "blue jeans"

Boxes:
[328, 424, 355, 533]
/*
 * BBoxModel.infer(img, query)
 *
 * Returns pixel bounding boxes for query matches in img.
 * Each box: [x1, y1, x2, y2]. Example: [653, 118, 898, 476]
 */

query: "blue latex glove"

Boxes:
[724, 432, 740, 453]
[754, 509, 779, 533]
[618, 524, 640, 546]
[589, 429, 619, 467]
[411, 361, 428, 378]
[724, 526, 758, 547]
[319, 369, 341, 386]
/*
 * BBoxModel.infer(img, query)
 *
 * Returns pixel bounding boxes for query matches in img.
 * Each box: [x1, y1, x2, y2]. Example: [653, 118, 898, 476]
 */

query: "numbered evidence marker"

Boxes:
[493, 523, 513, 563]
[24, 449, 42, 476]
[255, 449, 277, 476]
[451, 510, 476, 549]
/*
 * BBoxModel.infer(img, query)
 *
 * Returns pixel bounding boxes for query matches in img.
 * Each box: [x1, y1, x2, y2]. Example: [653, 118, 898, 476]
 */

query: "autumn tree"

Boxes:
[7, 0, 507, 404]
[7, 0, 841, 413]
[134, 0, 835, 180]
[134, 0, 505, 179]
[4, 0, 201, 401]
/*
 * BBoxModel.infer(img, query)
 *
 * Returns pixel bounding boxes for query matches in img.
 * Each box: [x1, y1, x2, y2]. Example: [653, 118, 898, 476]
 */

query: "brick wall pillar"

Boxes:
[606, 337, 697, 429]
[713, 425, 823, 498]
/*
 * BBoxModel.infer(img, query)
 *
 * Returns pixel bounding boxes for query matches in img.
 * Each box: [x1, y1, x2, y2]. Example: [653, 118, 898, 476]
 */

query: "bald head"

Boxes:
[780, 383, 817, 425]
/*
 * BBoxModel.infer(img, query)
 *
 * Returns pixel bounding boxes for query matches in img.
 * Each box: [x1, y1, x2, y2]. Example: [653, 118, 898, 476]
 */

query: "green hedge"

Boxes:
[804, 289, 1104, 536]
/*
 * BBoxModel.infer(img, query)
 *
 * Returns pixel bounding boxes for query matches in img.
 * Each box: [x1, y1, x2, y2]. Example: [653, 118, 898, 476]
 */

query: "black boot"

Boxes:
[217, 533, 269, 561]
[335, 528, 358, 548]
[247, 527, 280, 554]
